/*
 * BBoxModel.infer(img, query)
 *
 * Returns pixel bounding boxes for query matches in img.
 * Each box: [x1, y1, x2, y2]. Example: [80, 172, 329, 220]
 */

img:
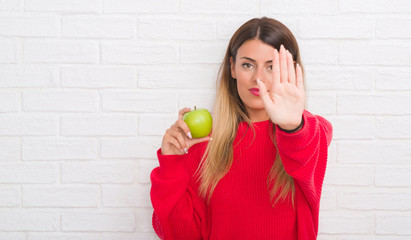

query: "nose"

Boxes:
[254, 67, 271, 89]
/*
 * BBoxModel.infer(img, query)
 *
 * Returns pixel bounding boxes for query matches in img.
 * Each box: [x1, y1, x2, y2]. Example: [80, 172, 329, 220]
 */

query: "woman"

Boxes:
[150, 17, 333, 240]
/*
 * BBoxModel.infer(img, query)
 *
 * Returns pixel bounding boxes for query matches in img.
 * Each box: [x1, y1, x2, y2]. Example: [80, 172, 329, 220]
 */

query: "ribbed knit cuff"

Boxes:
[156, 148, 187, 179]
[275, 110, 318, 151]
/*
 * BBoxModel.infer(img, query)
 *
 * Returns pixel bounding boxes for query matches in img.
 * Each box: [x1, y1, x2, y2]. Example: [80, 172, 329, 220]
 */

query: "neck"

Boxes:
[247, 108, 269, 123]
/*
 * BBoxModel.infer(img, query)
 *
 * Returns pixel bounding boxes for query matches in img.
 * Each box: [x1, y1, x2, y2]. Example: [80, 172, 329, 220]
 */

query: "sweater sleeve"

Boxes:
[150, 148, 207, 240]
[274, 109, 333, 199]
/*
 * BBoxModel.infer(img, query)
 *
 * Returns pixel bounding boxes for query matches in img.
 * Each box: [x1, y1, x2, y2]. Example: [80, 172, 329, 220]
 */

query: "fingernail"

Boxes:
[181, 149, 185, 153]
[184, 148, 188, 154]
[257, 78, 260, 86]
[210, 137, 213, 141]
[187, 132, 192, 139]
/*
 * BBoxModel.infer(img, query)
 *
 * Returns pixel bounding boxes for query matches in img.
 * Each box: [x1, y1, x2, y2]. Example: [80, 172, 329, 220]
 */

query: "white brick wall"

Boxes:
[0, 0, 410, 239]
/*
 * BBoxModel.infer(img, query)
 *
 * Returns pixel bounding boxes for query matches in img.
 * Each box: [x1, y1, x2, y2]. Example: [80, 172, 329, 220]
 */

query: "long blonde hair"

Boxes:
[194, 17, 307, 208]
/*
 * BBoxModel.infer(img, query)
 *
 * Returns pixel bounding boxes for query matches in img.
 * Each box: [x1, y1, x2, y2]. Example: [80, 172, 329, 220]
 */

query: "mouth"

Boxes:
[249, 88, 259, 96]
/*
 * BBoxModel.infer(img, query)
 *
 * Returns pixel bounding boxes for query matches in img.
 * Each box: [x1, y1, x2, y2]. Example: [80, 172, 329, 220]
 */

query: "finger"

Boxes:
[287, 50, 296, 85]
[168, 128, 188, 153]
[174, 119, 192, 139]
[296, 63, 304, 90]
[165, 129, 184, 153]
[280, 45, 288, 84]
[189, 135, 212, 147]
[257, 78, 273, 107]
[273, 48, 280, 87]
[178, 107, 192, 120]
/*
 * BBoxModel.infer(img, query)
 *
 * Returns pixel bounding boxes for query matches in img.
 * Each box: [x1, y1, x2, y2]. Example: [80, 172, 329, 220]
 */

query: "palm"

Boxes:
[259, 45, 305, 129]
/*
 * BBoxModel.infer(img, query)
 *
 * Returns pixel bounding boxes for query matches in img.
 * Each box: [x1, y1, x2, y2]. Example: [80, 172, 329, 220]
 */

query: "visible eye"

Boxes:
[268, 65, 273, 70]
[242, 63, 253, 69]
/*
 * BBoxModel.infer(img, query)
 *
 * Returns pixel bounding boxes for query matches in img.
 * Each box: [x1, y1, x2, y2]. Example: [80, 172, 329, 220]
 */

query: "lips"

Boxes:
[249, 88, 259, 96]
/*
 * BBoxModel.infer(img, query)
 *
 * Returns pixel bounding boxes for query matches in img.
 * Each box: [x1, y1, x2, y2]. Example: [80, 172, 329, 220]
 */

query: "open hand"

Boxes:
[257, 44, 305, 130]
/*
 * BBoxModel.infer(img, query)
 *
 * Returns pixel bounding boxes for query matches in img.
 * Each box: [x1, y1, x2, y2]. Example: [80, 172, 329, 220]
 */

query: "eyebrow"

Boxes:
[240, 57, 272, 63]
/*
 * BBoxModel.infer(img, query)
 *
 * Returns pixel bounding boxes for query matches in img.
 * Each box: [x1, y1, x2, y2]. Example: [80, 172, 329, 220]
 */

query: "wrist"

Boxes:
[277, 116, 304, 133]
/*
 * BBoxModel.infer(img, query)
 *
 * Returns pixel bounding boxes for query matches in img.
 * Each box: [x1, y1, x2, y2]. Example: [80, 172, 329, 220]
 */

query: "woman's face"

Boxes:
[230, 39, 274, 120]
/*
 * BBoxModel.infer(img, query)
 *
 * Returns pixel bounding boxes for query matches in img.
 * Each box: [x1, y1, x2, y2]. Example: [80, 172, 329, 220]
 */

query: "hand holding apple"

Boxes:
[161, 107, 213, 156]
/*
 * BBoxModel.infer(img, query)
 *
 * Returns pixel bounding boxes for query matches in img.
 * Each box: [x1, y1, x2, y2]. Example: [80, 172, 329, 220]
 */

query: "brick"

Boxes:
[376, 18, 411, 39]
[324, 165, 372, 186]
[25, 0, 101, 13]
[0, 187, 19, 207]
[28, 233, 99, 240]
[0, 16, 59, 37]
[24, 40, 99, 63]
[0, 0, 21, 11]
[102, 183, 151, 207]
[101, 41, 177, 64]
[181, 0, 258, 14]
[337, 93, 411, 115]
[62, 114, 138, 136]
[178, 90, 216, 111]
[23, 89, 98, 112]
[0, 138, 20, 161]
[299, 41, 338, 65]
[0, 210, 58, 231]
[102, 233, 158, 240]
[138, 159, 159, 184]
[0, 90, 20, 112]
[338, 140, 411, 164]
[299, 16, 372, 39]
[0, 233, 24, 240]
[61, 210, 135, 232]
[305, 66, 373, 90]
[138, 114, 175, 136]
[261, 0, 338, 14]
[103, 0, 177, 13]
[100, 137, 160, 159]
[62, 161, 135, 183]
[338, 189, 411, 210]
[0, 113, 58, 136]
[0, 65, 59, 88]
[101, 90, 177, 113]
[61, 66, 137, 88]
[318, 210, 373, 234]
[340, 0, 411, 13]
[306, 93, 336, 115]
[139, 17, 215, 40]
[326, 116, 374, 139]
[136, 207, 155, 233]
[0, 163, 58, 183]
[0, 39, 18, 63]
[375, 67, 411, 90]
[339, 42, 411, 66]
[63, 16, 135, 38]
[23, 185, 98, 207]
[340, 237, 411, 240]
[375, 166, 411, 187]
[376, 116, 411, 139]
[22, 137, 97, 160]
[376, 213, 411, 235]
[139, 65, 216, 89]
[319, 189, 336, 210]
[217, 16, 277, 40]
[180, 42, 227, 64]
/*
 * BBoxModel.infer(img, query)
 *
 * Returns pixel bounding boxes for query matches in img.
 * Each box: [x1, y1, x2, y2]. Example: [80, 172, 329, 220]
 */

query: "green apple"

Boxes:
[183, 106, 213, 138]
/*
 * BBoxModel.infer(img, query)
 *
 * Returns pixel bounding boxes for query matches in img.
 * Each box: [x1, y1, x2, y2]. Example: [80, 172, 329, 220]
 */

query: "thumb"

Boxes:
[188, 136, 212, 149]
[257, 78, 272, 107]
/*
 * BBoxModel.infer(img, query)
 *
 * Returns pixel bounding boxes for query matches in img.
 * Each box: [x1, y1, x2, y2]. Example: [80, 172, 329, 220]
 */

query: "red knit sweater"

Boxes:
[150, 110, 333, 240]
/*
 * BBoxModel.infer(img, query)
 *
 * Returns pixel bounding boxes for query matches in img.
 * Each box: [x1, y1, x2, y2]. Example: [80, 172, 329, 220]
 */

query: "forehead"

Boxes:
[237, 39, 275, 61]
